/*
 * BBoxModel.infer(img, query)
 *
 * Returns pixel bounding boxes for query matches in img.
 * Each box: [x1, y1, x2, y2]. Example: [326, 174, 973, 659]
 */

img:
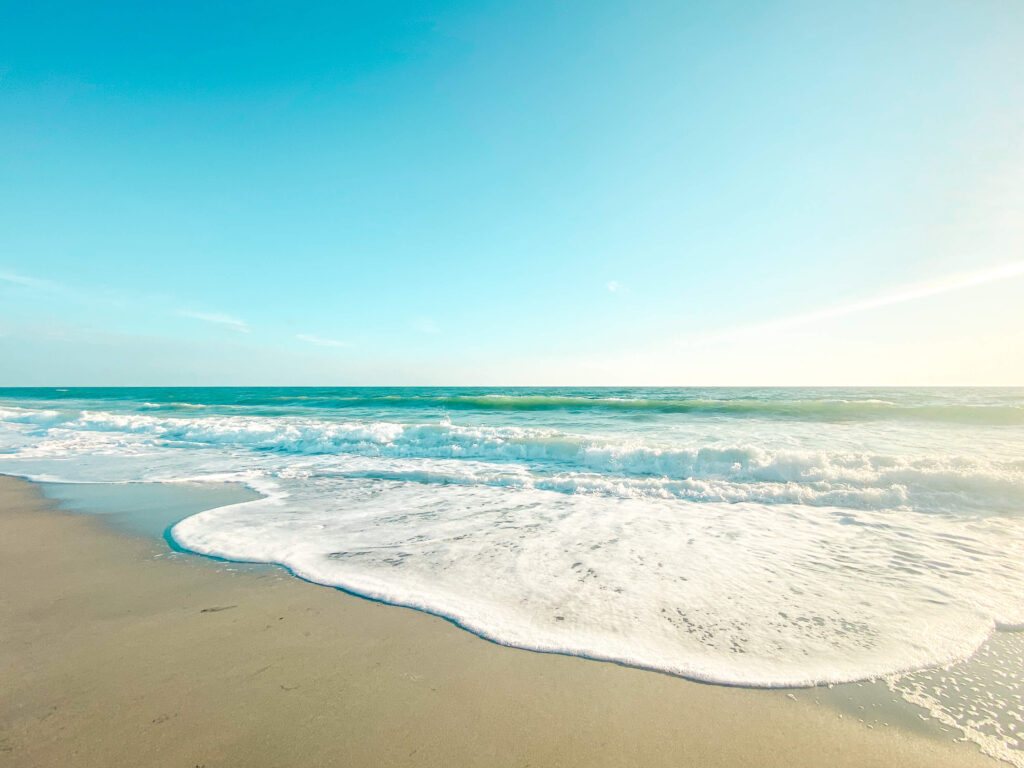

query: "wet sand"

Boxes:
[0, 475, 995, 767]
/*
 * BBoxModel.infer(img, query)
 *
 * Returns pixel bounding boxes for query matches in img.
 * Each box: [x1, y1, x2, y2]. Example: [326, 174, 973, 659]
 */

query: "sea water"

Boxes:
[1, 387, 1021, 761]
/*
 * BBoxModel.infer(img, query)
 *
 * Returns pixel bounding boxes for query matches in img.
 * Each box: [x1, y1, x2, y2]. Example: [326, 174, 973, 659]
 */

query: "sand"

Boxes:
[0, 475, 995, 767]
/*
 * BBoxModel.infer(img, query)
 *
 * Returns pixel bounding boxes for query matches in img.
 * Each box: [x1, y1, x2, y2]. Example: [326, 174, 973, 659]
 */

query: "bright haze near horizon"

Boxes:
[1, 0, 1022, 386]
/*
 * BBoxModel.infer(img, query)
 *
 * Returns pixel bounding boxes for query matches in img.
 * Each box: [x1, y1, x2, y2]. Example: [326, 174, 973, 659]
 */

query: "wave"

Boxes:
[170, 473, 1024, 688]
[4, 407, 1023, 515]
[288, 460, 1019, 514]
[5, 389, 1023, 423]
[4, 399, 1024, 694]
[250, 394, 1024, 424]
[139, 401, 210, 410]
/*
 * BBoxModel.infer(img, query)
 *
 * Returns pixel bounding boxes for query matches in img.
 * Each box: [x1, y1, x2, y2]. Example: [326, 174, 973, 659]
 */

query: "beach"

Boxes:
[0, 474, 996, 767]
[5, 0, 1024, 762]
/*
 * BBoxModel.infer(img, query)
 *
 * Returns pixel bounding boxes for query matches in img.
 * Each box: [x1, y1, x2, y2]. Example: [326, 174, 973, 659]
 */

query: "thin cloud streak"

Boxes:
[685, 261, 1024, 346]
[296, 333, 350, 348]
[0, 269, 60, 291]
[178, 310, 250, 333]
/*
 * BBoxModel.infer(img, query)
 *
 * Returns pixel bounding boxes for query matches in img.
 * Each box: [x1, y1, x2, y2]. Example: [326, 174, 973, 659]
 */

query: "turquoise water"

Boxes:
[1, 387, 1022, 763]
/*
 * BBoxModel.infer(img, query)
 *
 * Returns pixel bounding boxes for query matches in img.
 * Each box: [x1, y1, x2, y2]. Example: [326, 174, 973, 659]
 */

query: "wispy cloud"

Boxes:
[296, 333, 350, 348]
[686, 261, 1024, 345]
[178, 310, 250, 333]
[0, 269, 59, 291]
[607, 280, 621, 292]
[412, 315, 440, 334]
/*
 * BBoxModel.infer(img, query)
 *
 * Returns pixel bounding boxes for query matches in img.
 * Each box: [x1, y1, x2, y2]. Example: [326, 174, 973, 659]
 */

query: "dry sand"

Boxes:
[0, 475, 995, 767]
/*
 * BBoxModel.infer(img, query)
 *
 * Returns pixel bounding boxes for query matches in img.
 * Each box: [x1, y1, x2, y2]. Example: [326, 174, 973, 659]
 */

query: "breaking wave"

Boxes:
[1, 388, 1023, 698]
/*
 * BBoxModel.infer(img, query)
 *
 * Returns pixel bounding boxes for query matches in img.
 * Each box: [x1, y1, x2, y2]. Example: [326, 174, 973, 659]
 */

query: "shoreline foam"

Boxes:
[0, 474, 996, 767]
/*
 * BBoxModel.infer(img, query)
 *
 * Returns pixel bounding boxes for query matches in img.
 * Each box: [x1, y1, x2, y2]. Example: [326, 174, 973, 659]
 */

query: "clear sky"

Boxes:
[2, 0, 1023, 385]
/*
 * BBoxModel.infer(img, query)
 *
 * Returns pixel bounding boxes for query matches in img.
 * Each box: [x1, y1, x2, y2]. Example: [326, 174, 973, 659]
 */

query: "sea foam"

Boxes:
[1, 390, 1023, 694]
[170, 475, 1024, 686]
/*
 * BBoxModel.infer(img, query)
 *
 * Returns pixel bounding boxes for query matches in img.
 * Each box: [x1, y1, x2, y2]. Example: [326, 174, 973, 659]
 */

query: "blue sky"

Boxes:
[2, 0, 1023, 384]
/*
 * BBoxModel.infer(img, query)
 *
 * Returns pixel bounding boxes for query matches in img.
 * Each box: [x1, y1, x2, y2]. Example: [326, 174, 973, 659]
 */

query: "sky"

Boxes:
[1, 0, 1023, 385]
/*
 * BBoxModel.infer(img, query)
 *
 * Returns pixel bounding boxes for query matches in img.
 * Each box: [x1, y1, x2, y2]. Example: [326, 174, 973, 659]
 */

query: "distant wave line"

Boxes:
[4, 394, 1023, 423]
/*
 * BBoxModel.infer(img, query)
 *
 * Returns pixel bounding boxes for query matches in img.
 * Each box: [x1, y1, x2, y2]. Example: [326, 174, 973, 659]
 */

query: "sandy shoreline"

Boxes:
[0, 475, 995, 767]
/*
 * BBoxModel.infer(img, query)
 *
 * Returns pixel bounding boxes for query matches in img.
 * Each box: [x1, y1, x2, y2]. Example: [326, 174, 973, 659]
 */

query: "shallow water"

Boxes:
[2, 387, 1022, 762]
[40, 480, 261, 541]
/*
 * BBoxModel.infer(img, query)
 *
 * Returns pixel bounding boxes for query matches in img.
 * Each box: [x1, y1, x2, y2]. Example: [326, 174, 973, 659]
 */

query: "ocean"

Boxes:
[1, 387, 1022, 762]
